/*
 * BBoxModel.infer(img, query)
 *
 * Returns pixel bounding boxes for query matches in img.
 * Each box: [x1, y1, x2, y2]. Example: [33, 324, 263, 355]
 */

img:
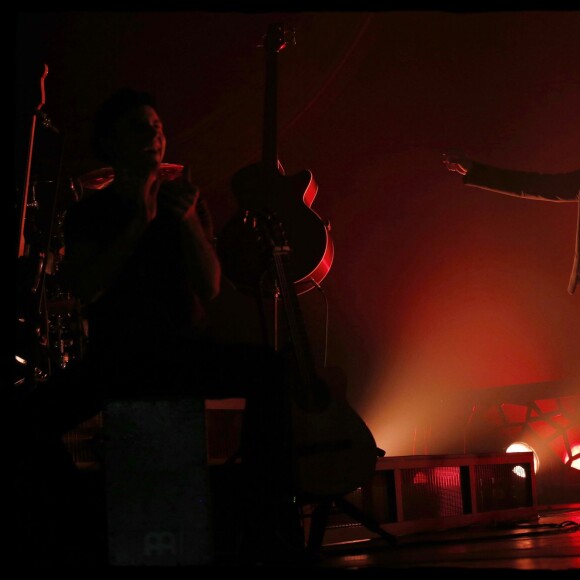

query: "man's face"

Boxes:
[111, 105, 166, 172]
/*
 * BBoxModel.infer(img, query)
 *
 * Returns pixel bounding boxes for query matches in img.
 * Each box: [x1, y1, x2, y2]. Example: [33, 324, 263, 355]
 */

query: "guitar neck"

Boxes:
[262, 22, 293, 172]
[262, 46, 279, 170]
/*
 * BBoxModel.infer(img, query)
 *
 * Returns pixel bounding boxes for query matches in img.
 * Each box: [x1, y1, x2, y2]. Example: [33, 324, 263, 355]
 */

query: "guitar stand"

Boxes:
[305, 493, 397, 551]
[305, 443, 396, 550]
[248, 246, 396, 552]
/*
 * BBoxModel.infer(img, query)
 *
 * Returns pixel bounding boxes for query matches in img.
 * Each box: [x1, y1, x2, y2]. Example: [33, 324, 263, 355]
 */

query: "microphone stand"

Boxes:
[17, 64, 48, 260]
[15, 64, 64, 391]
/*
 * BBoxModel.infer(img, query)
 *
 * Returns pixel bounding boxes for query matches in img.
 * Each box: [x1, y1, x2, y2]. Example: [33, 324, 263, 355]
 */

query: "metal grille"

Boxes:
[475, 462, 533, 512]
[401, 466, 463, 520]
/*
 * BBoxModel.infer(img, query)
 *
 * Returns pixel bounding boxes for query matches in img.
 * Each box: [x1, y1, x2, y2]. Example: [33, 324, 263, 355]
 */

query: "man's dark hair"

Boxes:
[91, 88, 157, 164]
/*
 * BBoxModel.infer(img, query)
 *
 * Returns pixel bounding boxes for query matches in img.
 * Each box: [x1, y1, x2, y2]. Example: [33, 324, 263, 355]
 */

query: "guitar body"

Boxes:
[220, 163, 334, 295]
[218, 23, 333, 296]
[290, 377, 378, 498]
[267, 221, 377, 499]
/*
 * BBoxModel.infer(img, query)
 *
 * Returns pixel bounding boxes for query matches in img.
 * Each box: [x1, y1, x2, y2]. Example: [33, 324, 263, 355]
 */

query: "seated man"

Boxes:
[15, 88, 304, 566]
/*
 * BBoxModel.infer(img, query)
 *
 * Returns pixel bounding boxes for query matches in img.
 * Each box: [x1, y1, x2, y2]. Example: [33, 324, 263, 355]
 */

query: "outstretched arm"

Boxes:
[443, 150, 580, 202]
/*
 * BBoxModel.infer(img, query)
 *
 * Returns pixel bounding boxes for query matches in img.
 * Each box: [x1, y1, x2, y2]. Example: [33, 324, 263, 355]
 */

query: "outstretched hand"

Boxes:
[442, 150, 473, 176]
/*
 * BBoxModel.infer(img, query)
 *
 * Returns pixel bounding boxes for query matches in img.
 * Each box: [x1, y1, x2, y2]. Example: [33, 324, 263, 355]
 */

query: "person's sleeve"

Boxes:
[464, 164, 580, 202]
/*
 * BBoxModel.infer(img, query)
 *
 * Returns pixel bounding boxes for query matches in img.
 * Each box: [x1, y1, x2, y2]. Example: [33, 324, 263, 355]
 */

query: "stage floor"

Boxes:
[303, 504, 580, 573]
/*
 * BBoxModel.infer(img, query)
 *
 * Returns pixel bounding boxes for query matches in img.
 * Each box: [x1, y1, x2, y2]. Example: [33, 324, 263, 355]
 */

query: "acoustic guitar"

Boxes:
[218, 23, 334, 296]
[252, 210, 378, 499]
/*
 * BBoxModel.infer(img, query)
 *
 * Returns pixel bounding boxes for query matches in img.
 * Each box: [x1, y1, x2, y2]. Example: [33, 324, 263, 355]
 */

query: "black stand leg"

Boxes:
[334, 497, 397, 544]
[306, 500, 331, 550]
[307, 496, 397, 550]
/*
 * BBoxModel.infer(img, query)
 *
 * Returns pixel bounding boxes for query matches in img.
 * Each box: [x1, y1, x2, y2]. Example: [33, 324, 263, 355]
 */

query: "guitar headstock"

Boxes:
[37, 63, 48, 111]
[260, 22, 296, 53]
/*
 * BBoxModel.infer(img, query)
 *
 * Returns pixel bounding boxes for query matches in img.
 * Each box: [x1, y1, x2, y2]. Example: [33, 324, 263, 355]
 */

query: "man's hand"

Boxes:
[442, 150, 473, 176]
[114, 163, 161, 222]
[159, 166, 199, 219]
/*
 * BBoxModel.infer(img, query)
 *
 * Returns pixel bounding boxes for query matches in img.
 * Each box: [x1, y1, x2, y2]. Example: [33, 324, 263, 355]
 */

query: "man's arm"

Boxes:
[63, 198, 152, 305]
[442, 151, 580, 201]
[464, 163, 580, 202]
[158, 178, 221, 301]
[64, 169, 160, 305]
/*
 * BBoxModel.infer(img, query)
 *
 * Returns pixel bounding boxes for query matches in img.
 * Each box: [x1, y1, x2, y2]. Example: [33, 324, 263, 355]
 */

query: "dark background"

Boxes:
[15, 11, 580, 456]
